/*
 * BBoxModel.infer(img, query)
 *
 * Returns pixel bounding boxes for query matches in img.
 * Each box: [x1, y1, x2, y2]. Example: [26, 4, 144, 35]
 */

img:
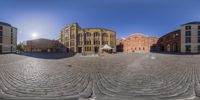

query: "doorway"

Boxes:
[94, 47, 99, 53]
[77, 47, 82, 53]
[0, 45, 2, 53]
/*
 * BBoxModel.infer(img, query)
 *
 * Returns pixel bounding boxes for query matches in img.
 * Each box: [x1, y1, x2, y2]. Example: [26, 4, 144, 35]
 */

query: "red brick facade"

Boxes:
[117, 34, 158, 53]
[157, 30, 181, 52]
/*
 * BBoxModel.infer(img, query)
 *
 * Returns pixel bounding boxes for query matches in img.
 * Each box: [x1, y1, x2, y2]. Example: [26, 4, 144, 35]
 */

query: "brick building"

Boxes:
[157, 21, 200, 53]
[157, 30, 181, 52]
[117, 34, 158, 53]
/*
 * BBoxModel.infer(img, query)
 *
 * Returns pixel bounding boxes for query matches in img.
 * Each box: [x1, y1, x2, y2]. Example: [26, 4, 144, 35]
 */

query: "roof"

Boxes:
[0, 22, 12, 27]
[128, 33, 146, 37]
[27, 38, 53, 42]
[181, 21, 200, 26]
[159, 29, 181, 38]
[82, 28, 116, 33]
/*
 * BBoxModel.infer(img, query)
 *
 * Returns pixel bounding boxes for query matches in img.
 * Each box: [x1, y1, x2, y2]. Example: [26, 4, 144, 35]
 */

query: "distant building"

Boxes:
[24, 38, 62, 52]
[0, 22, 17, 54]
[157, 30, 181, 52]
[157, 22, 200, 53]
[60, 23, 116, 54]
[181, 22, 200, 53]
[116, 38, 125, 52]
[117, 34, 158, 53]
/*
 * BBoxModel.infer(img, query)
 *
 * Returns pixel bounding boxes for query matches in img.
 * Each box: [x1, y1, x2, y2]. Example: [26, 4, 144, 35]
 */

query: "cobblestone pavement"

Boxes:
[0, 53, 200, 100]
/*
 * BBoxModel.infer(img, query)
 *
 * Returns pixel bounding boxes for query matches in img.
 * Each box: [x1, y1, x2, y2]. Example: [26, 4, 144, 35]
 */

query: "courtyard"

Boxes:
[0, 53, 200, 100]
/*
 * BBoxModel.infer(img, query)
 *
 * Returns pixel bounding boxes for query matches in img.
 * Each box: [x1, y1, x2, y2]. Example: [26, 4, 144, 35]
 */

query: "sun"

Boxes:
[31, 33, 38, 38]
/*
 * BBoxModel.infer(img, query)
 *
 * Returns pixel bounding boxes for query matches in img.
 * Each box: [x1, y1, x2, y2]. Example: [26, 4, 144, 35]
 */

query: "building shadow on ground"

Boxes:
[151, 51, 200, 55]
[17, 52, 76, 59]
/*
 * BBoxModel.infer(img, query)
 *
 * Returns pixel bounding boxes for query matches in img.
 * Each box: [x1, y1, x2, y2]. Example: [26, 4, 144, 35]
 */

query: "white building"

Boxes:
[181, 22, 200, 53]
[0, 22, 17, 53]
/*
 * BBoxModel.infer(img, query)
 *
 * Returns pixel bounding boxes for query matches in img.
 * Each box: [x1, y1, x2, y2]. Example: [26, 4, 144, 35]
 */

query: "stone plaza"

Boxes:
[0, 53, 200, 100]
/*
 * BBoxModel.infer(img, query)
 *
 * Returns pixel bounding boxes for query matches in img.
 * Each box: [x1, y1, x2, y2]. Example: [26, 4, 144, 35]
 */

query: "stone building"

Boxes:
[0, 22, 17, 53]
[157, 30, 181, 52]
[117, 34, 158, 53]
[60, 23, 116, 54]
[24, 38, 61, 52]
[181, 22, 200, 53]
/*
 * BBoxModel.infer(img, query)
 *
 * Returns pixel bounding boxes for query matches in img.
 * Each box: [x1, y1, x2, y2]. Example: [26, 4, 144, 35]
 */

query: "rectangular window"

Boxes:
[185, 26, 191, 30]
[0, 26, 2, 30]
[0, 37, 2, 43]
[198, 37, 200, 43]
[0, 31, 2, 37]
[0, 45, 2, 53]
[198, 31, 200, 36]
[198, 45, 200, 53]
[185, 45, 191, 52]
[185, 37, 191, 43]
[198, 26, 200, 30]
[185, 31, 191, 36]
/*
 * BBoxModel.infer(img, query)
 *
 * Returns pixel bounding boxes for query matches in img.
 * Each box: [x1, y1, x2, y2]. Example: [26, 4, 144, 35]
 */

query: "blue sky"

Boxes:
[0, 0, 200, 42]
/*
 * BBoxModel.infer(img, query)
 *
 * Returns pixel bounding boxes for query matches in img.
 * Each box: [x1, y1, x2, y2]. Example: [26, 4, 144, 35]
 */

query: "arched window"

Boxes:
[102, 33, 108, 38]
[94, 32, 100, 37]
[85, 32, 91, 37]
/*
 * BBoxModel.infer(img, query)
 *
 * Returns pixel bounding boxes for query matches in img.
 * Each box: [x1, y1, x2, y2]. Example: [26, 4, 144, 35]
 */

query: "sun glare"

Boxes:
[31, 33, 38, 38]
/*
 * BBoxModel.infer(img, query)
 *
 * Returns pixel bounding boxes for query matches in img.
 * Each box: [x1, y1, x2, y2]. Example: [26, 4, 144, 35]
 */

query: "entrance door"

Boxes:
[0, 45, 2, 53]
[173, 43, 178, 52]
[94, 47, 99, 53]
[185, 45, 191, 53]
[77, 47, 82, 53]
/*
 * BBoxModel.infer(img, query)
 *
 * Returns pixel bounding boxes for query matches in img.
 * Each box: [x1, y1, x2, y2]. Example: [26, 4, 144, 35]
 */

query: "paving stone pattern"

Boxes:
[0, 53, 200, 100]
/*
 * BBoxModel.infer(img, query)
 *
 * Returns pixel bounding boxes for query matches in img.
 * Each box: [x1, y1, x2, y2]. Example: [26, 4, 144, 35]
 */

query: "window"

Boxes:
[185, 31, 191, 36]
[185, 45, 191, 52]
[85, 47, 91, 51]
[0, 31, 2, 37]
[185, 37, 191, 43]
[198, 31, 200, 43]
[198, 31, 200, 36]
[173, 34, 176, 39]
[94, 32, 100, 37]
[198, 26, 200, 30]
[0, 26, 2, 30]
[0, 45, 2, 53]
[85, 40, 91, 45]
[185, 26, 191, 30]
[102, 41, 108, 45]
[198, 37, 200, 43]
[0, 37, 2, 43]
[86, 32, 91, 37]
[198, 45, 200, 53]
[94, 40, 100, 45]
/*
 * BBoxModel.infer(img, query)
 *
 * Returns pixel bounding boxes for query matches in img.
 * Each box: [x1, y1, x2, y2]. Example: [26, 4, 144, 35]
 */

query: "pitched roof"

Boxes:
[181, 21, 200, 26]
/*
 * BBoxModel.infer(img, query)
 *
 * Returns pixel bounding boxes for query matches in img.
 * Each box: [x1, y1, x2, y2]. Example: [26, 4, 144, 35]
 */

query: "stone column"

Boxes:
[82, 31, 85, 54]
[91, 32, 95, 54]
[108, 34, 111, 46]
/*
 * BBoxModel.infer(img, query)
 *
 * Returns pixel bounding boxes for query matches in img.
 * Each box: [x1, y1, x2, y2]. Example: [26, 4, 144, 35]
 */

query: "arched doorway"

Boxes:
[172, 43, 178, 52]
[167, 44, 170, 52]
